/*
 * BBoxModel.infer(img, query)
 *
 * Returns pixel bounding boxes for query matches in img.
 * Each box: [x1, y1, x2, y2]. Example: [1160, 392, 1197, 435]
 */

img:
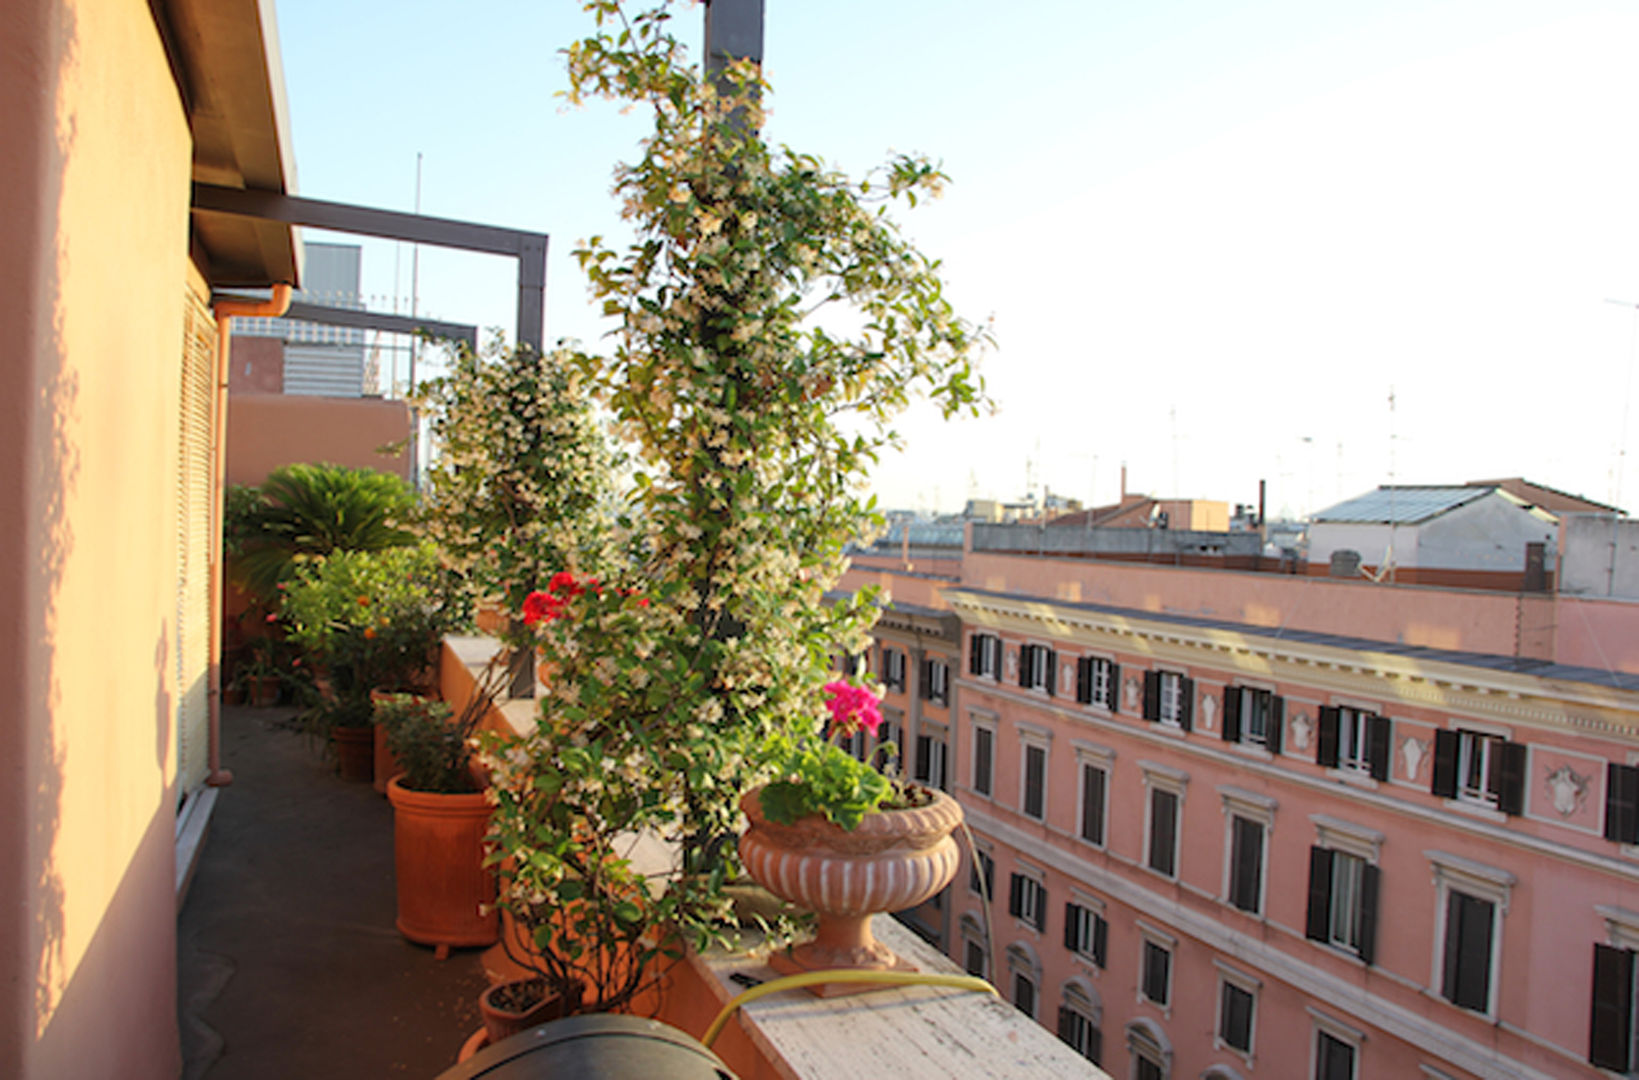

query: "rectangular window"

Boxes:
[973, 725, 994, 797]
[1008, 872, 1047, 932]
[1305, 847, 1380, 964]
[1317, 706, 1391, 781]
[1315, 1031, 1355, 1080]
[1441, 889, 1495, 1012]
[1219, 981, 1255, 1053]
[1076, 656, 1117, 710]
[1228, 816, 1265, 914]
[920, 658, 950, 705]
[1606, 762, 1639, 843]
[1223, 685, 1284, 753]
[1142, 670, 1194, 730]
[969, 633, 1002, 679]
[969, 849, 995, 899]
[1141, 940, 1171, 1007]
[1137, 1058, 1164, 1080]
[914, 732, 948, 791]
[1022, 742, 1047, 820]
[1148, 788, 1179, 877]
[964, 938, 987, 979]
[1057, 1007, 1101, 1064]
[1079, 763, 1107, 846]
[1063, 902, 1107, 967]
[1590, 943, 1636, 1071]
[1012, 972, 1037, 1018]
[1019, 644, 1056, 694]
[1432, 729, 1527, 814]
[882, 647, 907, 691]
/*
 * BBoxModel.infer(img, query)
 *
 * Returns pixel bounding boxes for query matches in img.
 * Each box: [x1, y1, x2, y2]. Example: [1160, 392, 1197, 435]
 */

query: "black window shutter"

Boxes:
[1590, 943, 1635, 1070]
[1093, 914, 1108, 967]
[1268, 696, 1285, 755]
[1018, 645, 1031, 687]
[915, 735, 930, 782]
[918, 658, 931, 700]
[1108, 663, 1121, 711]
[1357, 862, 1381, 966]
[1445, 892, 1493, 1011]
[1150, 790, 1177, 876]
[1064, 903, 1080, 950]
[1008, 873, 1024, 918]
[1497, 741, 1528, 815]
[1222, 686, 1242, 743]
[1231, 818, 1262, 912]
[1076, 657, 1093, 704]
[1057, 1006, 1074, 1043]
[1082, 764, 1105, 844]
[1431, 729, 1460, 799]
[1607, 763, 1639, 843]
[1178, 677, 1195, 731]
[969, 635, 982, 675]
[1317, 706, 1341, 768]
[1044, 649, 1057, 696]
[1034, 886, 1048, 931]
[1305, 846, 1334, 942]
[1367, 714, 1392, 781]
[1142, 671, 1160, 722]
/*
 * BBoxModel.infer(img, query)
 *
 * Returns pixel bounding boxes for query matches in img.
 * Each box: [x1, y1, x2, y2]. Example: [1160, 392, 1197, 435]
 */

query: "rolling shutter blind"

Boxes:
[176, 288, 217, 797]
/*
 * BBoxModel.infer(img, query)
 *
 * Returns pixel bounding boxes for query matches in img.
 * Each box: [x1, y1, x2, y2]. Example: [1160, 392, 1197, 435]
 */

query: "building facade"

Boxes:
[850, 537, 1639, 1079]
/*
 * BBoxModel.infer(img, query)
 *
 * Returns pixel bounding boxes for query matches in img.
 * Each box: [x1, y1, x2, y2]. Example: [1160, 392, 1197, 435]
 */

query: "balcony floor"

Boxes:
[177, 705, 489, 1079]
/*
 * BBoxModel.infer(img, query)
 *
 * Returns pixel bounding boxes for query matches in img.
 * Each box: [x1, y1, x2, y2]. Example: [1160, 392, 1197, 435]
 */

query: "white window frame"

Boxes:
[882, 646, 907, 691]
[915, 721, 949, 791]
[1453, 728, 1504, 809]
[1125, 1019, 1172, 1080]
[959, 913, 989, 980]
[925, 656, 950, 705]
[1220, 787, 1276, 916]
[970, 711, 996, 798]
[1158, 670, 1184, 727]
[1136, 920, 1177, 1016]
[1427, 850, 1514, 1019]
[972, 632, 1002, 680]
[1337, 705, 1372, 774]
[1059, 979, 1102, 1064]
[1019, 723, 1051, 822]
[1235, 684, 1277, 747]
[1074, 741, 1115, 849]
[1214, 961, 1261, 1063]
[1311, 815, 1383, 957]
[1023, 641, 1054, 693]
[1067, 889, 1107, 967]
[1012, 865, 1047, 933]
[1006, 942, 1042, 1019]
[1141, 762, 1188, 881]
[1085, 654, 1116, 710]
[1308, 1008, 1363, 1080]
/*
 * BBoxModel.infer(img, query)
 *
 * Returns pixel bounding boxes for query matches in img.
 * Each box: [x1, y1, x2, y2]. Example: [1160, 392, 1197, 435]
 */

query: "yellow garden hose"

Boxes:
[700, 969, 998, 1048]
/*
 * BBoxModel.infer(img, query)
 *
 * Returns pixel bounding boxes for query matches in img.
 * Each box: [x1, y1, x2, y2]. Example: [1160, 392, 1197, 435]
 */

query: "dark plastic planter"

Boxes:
[436, 1013, 737, 1080]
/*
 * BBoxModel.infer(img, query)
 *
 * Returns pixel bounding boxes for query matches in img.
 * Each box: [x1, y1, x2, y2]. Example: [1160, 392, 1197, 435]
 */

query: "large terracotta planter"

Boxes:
[369, 689, 427, 795]
[387, 777, 498, 957]
[738, 785, 962, 996]
[332, 725, 374, 782]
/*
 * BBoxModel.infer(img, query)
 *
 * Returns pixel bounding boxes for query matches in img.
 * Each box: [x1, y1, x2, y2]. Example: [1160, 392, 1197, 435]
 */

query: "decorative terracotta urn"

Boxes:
[738, 785, 963, 996]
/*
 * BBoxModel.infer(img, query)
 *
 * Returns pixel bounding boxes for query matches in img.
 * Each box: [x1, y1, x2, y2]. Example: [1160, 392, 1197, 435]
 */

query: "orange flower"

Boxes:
[363, 627, 377, 639]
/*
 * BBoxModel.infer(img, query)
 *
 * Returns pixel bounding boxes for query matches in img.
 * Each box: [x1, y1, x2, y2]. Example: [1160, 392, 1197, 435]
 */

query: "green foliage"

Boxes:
[231, 463, 417, 600]
[281, 544, 469, 729]
[377, 696, 480, 794]
[480, 0, 989, 1008]
[758, 739, 894, 831]
[416, 340, 618, 641]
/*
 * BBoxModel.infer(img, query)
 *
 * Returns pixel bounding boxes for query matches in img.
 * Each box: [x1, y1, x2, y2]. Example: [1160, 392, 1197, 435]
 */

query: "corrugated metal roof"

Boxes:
[1311, 486, 1490, 525]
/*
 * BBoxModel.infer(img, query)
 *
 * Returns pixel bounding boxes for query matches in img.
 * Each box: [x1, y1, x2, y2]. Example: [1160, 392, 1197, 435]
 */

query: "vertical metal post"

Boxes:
[517, 234, 548, 353]
[704, 0, 765, 81]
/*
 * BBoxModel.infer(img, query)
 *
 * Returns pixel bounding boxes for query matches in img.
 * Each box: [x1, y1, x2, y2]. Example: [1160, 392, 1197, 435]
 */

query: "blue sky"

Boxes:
[273, 0, 1639, 517]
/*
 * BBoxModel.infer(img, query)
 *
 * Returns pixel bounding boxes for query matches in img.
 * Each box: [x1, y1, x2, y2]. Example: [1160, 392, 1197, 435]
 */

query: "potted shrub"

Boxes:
[740, 681, 962, 994]
[379, 663, 506, 958]
[281, 543, 470, 780]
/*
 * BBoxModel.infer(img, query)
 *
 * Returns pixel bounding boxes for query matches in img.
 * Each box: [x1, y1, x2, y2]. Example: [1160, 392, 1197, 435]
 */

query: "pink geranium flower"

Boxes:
[823, 680, 883, 737]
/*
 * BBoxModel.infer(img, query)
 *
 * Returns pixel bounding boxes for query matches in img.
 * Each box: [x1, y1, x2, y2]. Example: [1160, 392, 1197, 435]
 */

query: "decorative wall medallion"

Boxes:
[1289, 712, 1313, 752]
[1400, 736, 1428, 782]
[1123, 677, 1140, 712]
[1545, 764, 1590, 818]
[1199, 693, 1217, 732]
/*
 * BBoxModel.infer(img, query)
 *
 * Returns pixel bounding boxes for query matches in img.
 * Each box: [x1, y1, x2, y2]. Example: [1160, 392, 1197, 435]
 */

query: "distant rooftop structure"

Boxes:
[1466, 477, 1622, 516]
[1312, 486, 1493, 525]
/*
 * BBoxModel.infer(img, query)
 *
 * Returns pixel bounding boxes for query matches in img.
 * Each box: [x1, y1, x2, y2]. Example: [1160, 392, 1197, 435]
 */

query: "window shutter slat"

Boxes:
[1076, 657, 1093, 704]
[1142, 671, 1160, 722]
[1178, 677, 1194, 732]
[1368, 714, 1392, 780]
[1018, 645, 1031, 688]
[1108, 663, 1121, 712]
[969, 635, 983, 676]
[1317, 706, 1341, 768]
[1432, 729, 1460, 799]
[1082, 764, 1105, 845]
[1357, 862, 1380, 966]
[1222, 686, 1242, 743]
[1268, 696, 1285, 755]
[915, 735, 930, 782]
[1498, 741, 1528, 815]
[1044, 649, 1057, 697]
[1305, 846, 1333, 942]
[1093, 914, 1107, 968]
[1064, 903, 1079, 950]
[1008, 873, 1024, 917]
[1607, 762, 1639, 843]
[1590, 943, 1635, 1070]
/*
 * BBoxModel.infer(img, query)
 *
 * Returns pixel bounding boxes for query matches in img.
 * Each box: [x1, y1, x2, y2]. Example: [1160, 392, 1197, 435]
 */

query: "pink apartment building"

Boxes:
[844, 530, 1639, 1080]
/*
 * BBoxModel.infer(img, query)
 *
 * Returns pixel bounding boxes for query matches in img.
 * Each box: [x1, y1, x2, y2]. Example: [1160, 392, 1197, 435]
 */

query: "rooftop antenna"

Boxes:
[1604, 298, 1639, 510]
[1386, 386, 1398, 584]
[1170, 407, 1180, 495]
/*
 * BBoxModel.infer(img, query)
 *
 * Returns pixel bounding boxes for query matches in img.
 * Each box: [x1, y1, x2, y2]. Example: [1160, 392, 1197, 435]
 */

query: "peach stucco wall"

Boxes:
[226, 393, 414, 486]
[0, 1, 189, 1076]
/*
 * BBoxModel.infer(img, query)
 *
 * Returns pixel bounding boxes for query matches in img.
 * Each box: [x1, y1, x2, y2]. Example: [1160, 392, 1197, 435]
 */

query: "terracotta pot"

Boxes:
[387, 777, 498, 956]
[478, 977, 582, 1045]
[738, 785, 963, 996]
[246, 675, 280, 707]
[332, 725, 374, 782]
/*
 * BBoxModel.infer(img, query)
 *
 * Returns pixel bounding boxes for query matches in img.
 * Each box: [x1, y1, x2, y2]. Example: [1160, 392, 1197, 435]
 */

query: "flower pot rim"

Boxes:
[740, 782, 963, 850]
[386, 774, 491, 810]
